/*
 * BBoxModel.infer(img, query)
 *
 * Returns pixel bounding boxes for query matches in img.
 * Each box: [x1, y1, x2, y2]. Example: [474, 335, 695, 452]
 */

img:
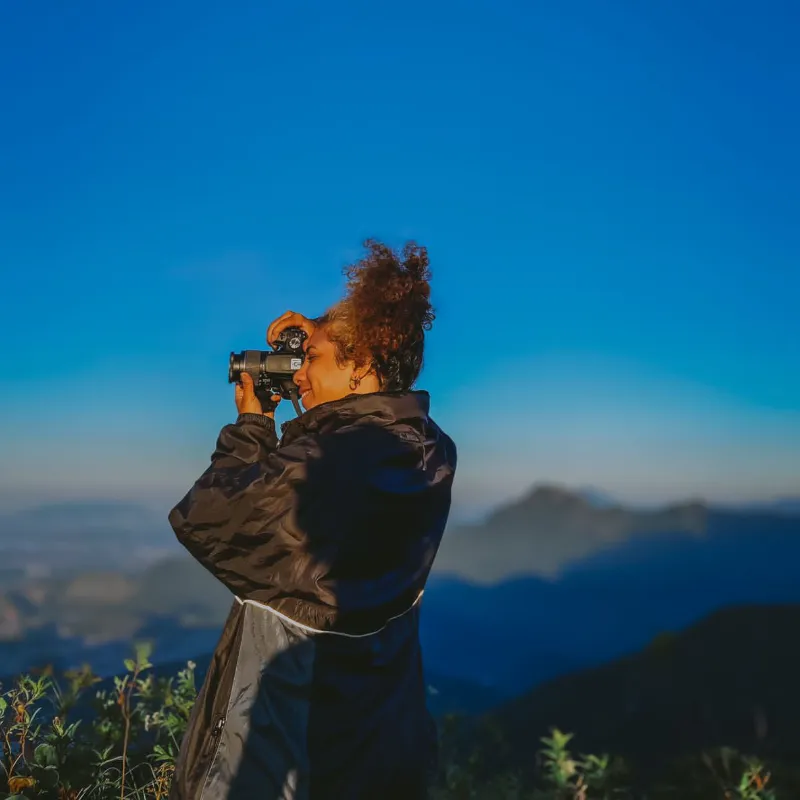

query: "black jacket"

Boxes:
[167, 390, 457, 800]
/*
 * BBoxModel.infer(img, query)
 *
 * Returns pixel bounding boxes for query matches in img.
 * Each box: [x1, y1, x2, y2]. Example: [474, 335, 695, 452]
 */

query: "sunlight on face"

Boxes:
[291, 325, 355, 411]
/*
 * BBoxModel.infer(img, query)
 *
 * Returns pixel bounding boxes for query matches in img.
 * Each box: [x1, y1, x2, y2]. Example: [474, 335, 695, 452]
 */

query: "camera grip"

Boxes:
[254, 386, 279, 413]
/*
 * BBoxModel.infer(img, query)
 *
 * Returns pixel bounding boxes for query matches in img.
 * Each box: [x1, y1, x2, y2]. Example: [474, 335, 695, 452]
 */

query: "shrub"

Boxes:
[0, 646, 784, 799]
[0, 643, 195, 799]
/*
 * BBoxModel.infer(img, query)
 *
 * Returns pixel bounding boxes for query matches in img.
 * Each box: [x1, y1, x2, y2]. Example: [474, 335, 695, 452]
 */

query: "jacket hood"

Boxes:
[280, 390, 431, 440]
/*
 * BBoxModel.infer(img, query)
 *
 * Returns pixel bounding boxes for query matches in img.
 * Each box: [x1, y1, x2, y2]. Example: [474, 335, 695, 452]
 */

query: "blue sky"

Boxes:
[1, 0, 798, 519]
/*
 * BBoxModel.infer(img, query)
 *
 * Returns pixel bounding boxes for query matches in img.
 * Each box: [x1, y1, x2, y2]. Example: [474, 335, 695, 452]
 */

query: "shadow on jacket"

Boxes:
[167, 391, 456, 799]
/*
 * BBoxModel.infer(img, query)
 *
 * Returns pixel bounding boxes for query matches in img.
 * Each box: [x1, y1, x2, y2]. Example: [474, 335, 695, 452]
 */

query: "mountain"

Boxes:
[716, 496, 800, 516]
[3, 487, 800, 702]
[433, 483, 708, 582]
[575, 485, 620, 509]
[4, 486, 790, 582]
[0, 556, 230, 676]
[482, 604, 800, 780]
[422, 506, 800, 693]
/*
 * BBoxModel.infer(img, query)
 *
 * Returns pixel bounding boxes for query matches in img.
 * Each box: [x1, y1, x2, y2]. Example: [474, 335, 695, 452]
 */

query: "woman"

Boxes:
[168, 240, 457, 800]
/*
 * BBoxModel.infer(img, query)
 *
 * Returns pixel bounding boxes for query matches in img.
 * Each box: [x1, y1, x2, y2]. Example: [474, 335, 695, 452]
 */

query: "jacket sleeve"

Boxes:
[168, 413, 320, 600]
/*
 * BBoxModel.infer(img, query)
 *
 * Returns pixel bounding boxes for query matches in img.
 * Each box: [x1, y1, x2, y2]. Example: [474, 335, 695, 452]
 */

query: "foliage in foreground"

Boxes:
[0, 646, 782, 799]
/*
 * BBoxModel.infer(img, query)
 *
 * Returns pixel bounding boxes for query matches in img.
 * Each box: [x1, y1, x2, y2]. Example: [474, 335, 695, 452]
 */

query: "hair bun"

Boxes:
[320, 239, 436, 391]
[400, 241, 432, 285]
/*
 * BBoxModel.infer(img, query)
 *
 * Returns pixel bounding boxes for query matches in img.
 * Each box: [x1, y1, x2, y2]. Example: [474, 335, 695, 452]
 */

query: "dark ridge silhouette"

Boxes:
[479, 604, 800, 782]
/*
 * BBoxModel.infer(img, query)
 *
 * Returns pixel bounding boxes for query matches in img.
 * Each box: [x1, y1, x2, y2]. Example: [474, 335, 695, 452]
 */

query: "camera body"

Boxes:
[228, 327, 308, 414]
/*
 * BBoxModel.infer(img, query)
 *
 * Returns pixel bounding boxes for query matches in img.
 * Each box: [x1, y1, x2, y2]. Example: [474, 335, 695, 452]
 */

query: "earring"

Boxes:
[349, 375, 361, 391]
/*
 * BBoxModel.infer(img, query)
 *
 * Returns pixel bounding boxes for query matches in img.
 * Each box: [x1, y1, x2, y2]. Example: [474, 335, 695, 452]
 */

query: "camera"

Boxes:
[228, 327, 308, 415]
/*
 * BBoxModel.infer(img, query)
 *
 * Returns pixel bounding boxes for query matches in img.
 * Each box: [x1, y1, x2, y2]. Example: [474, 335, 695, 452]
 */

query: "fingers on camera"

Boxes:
[267, 310, 294, 345]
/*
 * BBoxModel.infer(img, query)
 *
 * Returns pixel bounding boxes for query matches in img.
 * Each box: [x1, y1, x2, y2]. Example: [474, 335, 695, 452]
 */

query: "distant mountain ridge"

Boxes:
[717, 496, 800, 515]
[424, 503, 800, 692]
[434, 483, 708, 581]
[2, 485, 800, 700]
[3, 487, 795, 580]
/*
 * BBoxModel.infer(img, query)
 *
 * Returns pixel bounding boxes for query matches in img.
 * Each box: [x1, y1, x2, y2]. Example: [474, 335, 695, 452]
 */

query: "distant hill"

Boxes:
[4, 487, 793, 582]
[717, 496, 800, 516]
[479, 605, 800, 781]
[3, 486, 800, 701]
[424, 505, 800, 693]
[434, 483, 708, 581]
[574, 485, 620, 509]
[0, 556, 231, 676]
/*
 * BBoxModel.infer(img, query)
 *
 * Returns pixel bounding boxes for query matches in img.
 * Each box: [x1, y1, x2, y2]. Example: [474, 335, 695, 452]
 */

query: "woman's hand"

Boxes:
[266, 310, 317, 348]
[236, 372, 281, 419]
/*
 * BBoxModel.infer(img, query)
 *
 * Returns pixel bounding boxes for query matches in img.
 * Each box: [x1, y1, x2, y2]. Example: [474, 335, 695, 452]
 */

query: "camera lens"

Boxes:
[228, 350, 267, 383]
[228, 352, 243, 383]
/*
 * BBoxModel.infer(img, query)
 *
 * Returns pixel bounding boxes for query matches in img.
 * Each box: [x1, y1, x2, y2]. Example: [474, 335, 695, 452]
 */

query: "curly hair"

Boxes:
[315, 239, 435, 392]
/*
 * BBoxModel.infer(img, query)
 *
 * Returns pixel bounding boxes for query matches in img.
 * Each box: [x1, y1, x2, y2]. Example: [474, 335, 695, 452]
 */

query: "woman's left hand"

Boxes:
[236, 372, 281, 419]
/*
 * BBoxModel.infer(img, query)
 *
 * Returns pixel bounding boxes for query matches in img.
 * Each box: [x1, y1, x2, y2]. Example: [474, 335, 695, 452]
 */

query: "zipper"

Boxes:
[210, 716, 226, 744]
[199, 716, 226, 798]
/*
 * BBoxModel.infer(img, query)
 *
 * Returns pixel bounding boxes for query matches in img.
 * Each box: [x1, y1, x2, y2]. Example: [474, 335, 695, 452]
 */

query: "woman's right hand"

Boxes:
[267, 310, 317, 348]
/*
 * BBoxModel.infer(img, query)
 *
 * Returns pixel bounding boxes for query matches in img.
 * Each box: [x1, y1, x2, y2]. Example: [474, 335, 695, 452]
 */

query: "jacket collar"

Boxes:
[280, 390, 430, 441]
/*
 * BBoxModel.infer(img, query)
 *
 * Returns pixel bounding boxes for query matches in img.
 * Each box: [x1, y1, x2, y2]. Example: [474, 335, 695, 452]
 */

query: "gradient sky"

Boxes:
[1, 0, 798, 521]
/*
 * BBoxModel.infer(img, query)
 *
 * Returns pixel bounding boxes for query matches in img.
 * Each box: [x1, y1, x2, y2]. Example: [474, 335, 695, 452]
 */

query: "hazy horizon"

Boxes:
[0, 476, 795, 524]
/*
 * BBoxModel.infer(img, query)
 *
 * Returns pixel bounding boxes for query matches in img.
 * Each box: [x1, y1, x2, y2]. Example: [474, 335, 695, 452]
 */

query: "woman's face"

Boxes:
[292, 324, 368, 411]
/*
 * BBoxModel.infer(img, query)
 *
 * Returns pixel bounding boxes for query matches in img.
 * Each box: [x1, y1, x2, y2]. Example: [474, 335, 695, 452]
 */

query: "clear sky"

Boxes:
[1, 0, 798, 520]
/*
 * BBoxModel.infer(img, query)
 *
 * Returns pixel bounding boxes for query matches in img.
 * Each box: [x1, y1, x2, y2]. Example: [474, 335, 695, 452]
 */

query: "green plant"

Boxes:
[534, 728, 628, 799]
[0, 653, 790, 799]
[0, 646, 196, 799]
[702, 747, 778, 800]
